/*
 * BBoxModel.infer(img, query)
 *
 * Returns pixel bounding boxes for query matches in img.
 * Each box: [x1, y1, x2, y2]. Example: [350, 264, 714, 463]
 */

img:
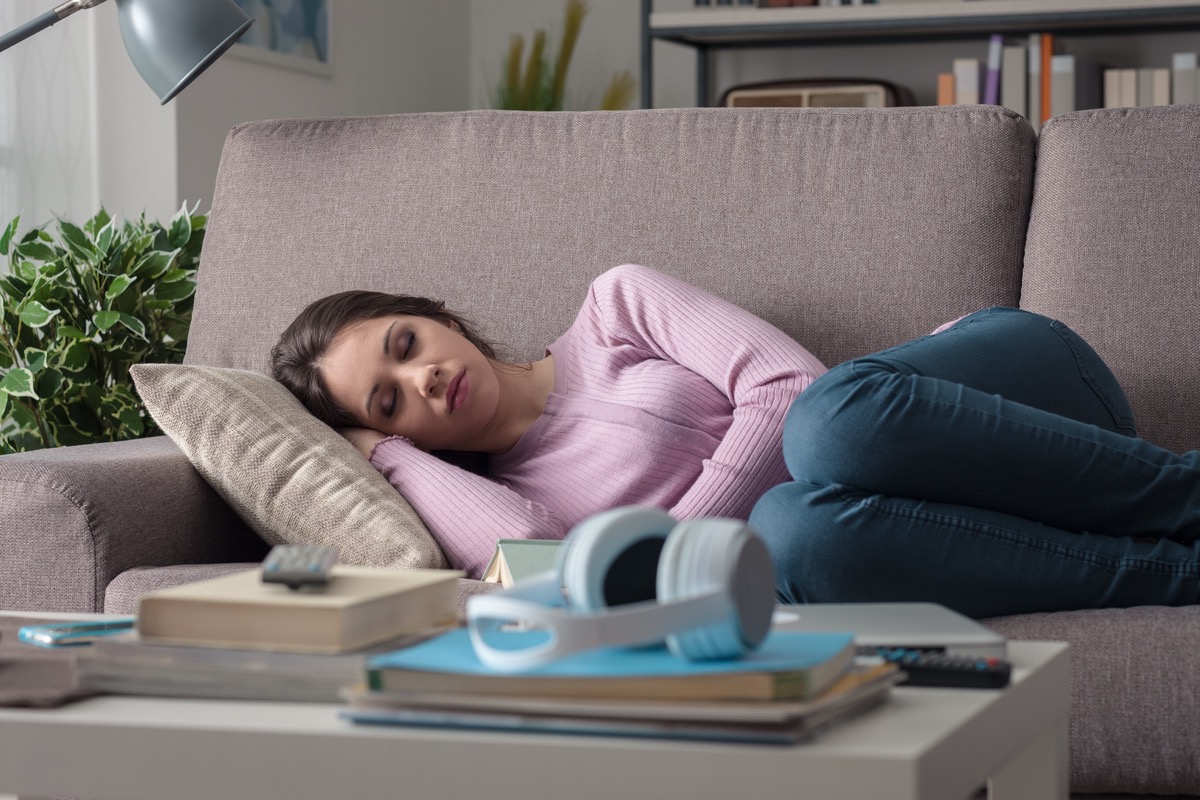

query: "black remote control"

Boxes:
[867, 647, 1012, 689]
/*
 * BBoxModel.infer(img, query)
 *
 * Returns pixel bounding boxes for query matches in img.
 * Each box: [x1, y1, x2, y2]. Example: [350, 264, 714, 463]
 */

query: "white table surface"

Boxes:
[0, 616, 1069, 800]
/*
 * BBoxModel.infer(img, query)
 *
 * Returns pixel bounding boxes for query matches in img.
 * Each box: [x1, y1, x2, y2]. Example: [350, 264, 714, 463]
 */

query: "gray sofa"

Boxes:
[1, 105, 1198, 797]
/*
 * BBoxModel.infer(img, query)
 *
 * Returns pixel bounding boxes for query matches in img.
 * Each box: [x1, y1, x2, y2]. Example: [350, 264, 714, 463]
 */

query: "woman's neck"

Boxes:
[482, 355, 555, 454]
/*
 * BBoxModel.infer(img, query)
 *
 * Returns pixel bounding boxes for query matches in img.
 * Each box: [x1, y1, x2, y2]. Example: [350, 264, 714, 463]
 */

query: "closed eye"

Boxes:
[382, 333, 415, 418]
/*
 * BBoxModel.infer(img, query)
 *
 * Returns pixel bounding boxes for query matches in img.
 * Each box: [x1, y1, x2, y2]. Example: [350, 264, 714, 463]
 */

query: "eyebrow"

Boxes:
[364, 321, 398, 418]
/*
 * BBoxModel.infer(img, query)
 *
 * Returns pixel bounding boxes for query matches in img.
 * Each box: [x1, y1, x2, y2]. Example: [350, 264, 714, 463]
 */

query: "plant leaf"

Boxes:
[118, 407, 144, 436]
[23, 348, 47, 373]
[57, 325, 88, 340]
[168, 203, 193, 247]
[19, 301, 59, 328]
[58, 341, 91, 371]
[15, 240, 57, 263]
[85, 208, 111, 237]
[154, 279, 197, 302]
[94, 310, 120, 331]
[105, 274, 134, 301]
[133, 250, 174, 279]
[0, 216, 18, 257]
[0, 368, 38, 398]
[59, 220, 95, 262]
[0, 390, 8, 420]
[116, 313, 147, 340]
[35, 367, 64, 398]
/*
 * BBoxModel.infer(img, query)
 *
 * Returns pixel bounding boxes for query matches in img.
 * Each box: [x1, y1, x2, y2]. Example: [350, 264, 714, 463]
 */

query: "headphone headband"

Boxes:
[467, 583, 729, 672]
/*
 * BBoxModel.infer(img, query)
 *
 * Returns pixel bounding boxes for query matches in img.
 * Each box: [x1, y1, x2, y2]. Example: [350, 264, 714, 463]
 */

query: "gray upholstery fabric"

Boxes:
[0, 437, 267, 612]
[189, 106, 1032, 374]
[986, 606, 1200, 795]
[1021, 105, 1200, 455]
[104, 562, 257, 614]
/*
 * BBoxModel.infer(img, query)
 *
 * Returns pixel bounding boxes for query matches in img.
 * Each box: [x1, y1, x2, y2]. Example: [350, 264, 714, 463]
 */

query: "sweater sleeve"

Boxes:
[588, 264, 828, 521]
[368, 437, 567, 577]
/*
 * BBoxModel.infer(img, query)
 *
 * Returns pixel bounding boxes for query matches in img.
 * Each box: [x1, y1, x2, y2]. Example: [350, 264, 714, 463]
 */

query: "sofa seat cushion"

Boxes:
[984, 605, 1200, 795]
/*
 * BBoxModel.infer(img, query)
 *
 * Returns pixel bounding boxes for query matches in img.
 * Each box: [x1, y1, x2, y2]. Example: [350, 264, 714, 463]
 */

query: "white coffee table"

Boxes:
[0, 618, 1067, 800]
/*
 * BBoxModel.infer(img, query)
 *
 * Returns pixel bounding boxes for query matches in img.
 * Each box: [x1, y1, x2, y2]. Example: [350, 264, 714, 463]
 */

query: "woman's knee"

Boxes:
[781, 359, 899, 481]
[749, 480, 875, 605]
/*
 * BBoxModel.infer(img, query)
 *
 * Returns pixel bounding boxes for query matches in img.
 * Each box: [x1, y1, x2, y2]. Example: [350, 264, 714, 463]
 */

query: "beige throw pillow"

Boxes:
[130, 363, 448, 569]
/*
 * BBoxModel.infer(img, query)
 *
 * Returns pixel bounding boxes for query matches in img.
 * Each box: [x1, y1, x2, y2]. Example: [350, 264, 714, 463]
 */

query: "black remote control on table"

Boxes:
[261, 544, 339, 590]
[866, 648, 1012, 689]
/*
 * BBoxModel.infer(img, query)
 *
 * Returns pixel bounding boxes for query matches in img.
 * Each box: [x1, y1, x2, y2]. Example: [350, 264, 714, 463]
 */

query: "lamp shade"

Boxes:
[116, 0, 253, 104]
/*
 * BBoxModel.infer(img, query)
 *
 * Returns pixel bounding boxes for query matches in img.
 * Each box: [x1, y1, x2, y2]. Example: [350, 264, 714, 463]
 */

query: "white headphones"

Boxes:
[466, 506, 777, 673]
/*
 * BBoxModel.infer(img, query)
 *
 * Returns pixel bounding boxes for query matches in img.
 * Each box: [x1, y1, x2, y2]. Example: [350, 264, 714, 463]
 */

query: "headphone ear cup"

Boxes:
[559, 506, 675, 613]
[657, 519, 776, 661]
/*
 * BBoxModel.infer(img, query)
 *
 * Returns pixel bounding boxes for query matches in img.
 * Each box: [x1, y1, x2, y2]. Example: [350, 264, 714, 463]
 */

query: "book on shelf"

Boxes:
[71, 628, 446, 702]
[480, 539, 562, 588]
[1028, 33, 1041, 132]
[1050, 55, 1102, 119]
[1000, 43, 1026, 117]
[342, 660, 900, 745]
[1172, 53, 1199, 104]
[982, 34, 1003, 105]
[1040, 32, 1054, 124]
[936, 72, 954, 106]
[136, 565, 462, 654]
[952, 58, 979, 105]
[366, 627, 857, 702]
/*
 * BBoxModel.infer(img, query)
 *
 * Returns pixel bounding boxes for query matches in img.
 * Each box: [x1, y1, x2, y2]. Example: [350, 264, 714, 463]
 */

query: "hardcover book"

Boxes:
[343, 661, 900, 745]
[137, 566, 462, 653]
[367, 627, 856, 702]
[480, 539, 562, 588]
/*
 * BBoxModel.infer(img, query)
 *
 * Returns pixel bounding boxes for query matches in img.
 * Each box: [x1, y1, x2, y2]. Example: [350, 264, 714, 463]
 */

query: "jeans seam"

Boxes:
[847, 364, 1175, 476]
[1049, 321, 1136, 433]
[857, 492, 1200, 577]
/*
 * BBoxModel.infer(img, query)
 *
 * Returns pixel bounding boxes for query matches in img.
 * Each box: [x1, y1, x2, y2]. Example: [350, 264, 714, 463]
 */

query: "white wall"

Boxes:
[93, 1, 178, 225]
[467, 0, 694, 111]
[0, 0, 99, 230]
[175, 0, 471, 215]
[90, 0, 470, 225]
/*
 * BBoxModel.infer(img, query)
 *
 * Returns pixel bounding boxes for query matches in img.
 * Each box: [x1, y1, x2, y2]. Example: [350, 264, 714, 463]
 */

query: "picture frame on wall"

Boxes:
[228, 0, 332, 77]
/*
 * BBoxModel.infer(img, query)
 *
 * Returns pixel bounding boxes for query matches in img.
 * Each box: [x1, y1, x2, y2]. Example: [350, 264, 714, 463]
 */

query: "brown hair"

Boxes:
[269, 290, 497, 429]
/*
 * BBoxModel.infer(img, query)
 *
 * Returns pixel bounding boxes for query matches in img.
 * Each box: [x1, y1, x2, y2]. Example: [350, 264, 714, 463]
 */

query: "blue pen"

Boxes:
[17, 617, 136, 648]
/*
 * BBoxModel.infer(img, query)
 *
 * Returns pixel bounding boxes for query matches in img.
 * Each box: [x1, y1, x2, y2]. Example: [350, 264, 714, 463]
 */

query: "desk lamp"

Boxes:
[0, 0, 254, 104]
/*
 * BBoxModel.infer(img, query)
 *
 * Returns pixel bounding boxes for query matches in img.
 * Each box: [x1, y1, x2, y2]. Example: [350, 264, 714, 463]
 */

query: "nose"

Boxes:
[414, 363, 440, 397]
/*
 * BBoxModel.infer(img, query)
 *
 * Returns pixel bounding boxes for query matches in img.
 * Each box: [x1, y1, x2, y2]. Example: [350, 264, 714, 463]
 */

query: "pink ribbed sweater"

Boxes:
[368, 264, 828, 577]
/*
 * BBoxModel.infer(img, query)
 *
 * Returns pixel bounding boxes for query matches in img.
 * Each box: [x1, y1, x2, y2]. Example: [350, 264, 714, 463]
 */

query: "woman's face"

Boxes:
[320, 314, 501, 452]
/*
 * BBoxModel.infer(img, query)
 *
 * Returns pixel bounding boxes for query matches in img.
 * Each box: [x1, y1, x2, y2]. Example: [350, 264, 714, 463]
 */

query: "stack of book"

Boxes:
[340, 627, 900, 744]
[72, 565, 463, 702]
[939, 35, 1200, 130]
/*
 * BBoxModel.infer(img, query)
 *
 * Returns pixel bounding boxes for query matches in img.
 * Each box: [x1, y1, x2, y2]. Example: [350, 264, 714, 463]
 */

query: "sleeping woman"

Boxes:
[270, 263, 1200, 618]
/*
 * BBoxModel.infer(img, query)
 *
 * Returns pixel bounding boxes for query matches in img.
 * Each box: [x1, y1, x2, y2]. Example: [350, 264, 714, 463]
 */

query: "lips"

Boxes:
[447, 370, 467, 414]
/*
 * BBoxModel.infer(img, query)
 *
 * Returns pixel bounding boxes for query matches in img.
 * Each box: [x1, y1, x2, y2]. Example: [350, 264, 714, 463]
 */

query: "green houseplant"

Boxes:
[0, 204, 203, 453]
[492, 0, 635, 112]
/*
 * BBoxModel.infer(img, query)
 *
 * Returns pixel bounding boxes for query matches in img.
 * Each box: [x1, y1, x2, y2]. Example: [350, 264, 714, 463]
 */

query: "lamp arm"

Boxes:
[0, 0, 110, 54]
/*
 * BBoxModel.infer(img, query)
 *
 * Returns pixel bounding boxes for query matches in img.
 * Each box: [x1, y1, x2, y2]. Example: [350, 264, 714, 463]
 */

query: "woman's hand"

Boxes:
[338, 427, 389, 460]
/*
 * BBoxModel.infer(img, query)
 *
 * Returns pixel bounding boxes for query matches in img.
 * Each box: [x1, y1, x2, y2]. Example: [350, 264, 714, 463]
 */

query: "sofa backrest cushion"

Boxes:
[1022, 106, 1200, 454]
[189, 106, 1032, 375]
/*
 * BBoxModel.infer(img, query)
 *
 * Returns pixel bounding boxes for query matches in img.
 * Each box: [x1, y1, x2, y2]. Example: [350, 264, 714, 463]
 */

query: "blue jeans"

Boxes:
[749, 307, 1200, 618]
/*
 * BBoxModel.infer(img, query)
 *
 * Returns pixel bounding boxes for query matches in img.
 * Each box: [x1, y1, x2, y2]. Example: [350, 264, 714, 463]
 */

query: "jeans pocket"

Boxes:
[1050, 320, 1137, 435]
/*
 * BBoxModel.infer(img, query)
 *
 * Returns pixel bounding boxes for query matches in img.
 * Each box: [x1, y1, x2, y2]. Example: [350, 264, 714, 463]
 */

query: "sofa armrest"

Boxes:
[0, 436, 269, 612]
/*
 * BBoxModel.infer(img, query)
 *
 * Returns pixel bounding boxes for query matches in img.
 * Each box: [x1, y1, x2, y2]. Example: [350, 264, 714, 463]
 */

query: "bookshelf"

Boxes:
[641, 0, 1200, 106]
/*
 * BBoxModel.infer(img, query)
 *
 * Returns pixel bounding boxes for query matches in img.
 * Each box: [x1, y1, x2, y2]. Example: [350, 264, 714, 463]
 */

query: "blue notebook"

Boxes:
[367, 628, 854, 678]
